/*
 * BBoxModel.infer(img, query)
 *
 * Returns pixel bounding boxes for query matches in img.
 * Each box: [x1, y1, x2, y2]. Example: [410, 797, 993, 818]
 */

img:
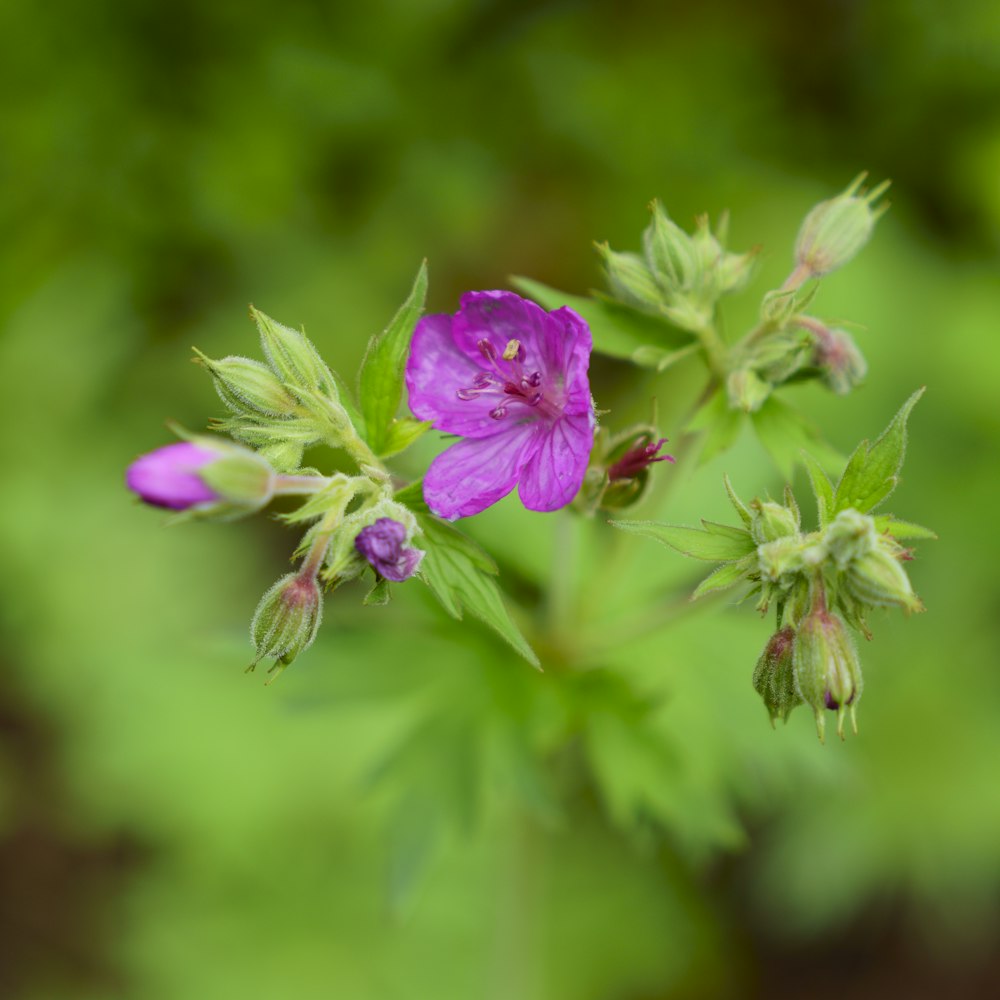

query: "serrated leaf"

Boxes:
[874, 516, 938, 540]
[609, 519, 756, 561]
[510, 275, 693, 362]
[834, 387, 925, 514]
[413, 512, 538, 668]
[692, 558, 753, 600]
[751, 396, 842, 480]
[358, 262, 428, 455]
[377, 417, 432, 458]
[701, 519, 753, 542]
[803, 451, 836, 527]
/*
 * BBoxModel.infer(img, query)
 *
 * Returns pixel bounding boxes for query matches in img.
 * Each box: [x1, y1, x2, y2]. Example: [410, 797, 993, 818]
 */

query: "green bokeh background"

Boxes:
[2, 1, 999, 997]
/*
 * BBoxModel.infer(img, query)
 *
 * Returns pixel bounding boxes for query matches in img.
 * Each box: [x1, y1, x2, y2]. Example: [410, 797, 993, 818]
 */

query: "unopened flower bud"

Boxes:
[252, 306, 334, 396]
[194, 351, 300, 417]
[812, 326, 867, 395]
[726, 368, 772, 413]
[794, 174, 889, 279]
[845, 543, 923, 614]
[752, 626, 801, 725]
[598, 245, 663, 310]
[757, 535, 806, 586]
[126, 439, 276, 518]
[355, 518, 425, 582]
[642, 202, 697, 292]
[793, 605, 863, 741]
[825, 508, 877, 570]
[250, 572, 323, 671]
[750, 499, 800, 545]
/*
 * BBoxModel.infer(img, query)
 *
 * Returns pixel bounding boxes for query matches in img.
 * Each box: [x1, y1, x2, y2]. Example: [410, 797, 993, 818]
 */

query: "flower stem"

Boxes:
[272, 474, 331, 496]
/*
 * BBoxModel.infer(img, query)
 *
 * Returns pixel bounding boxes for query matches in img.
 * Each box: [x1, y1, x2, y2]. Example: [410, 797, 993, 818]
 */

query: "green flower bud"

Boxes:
[726, 368, 772, 413]
[752, 626, 802, 726]
[597, 245, 663, 310]
[750, 499, 800, 545]
[794, 174, 889, 279]
[757, 535, 806, 586]
[793, 606, 863, 741]
[193, 351, 300, 418]
[252, 306, 335, 397]
[642, 201, 697, 292]
[844, 542, 923, 614]
[250, 572, 323, 673]
[825, 508, 878, 570]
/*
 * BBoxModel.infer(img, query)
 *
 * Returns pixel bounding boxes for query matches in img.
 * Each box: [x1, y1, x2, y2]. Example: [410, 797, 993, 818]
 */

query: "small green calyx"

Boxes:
[193, 350, 300, 418]
[249, 571, 323, 678]
[792, 598, 863, 742]
[752, 626, 802, 726]
[750, 496, 800, 545]
[794, 173, 889, 280]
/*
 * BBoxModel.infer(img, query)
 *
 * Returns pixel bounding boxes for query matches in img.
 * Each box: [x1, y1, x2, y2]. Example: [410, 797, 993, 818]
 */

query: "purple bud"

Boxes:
[354, 518, 424, 582]
[607, 438, 675, 482]
[126, 442, 220, 510]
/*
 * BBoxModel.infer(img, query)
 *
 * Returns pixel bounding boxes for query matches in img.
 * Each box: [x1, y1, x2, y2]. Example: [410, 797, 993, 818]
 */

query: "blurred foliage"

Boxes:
[1, 0, 999, 997]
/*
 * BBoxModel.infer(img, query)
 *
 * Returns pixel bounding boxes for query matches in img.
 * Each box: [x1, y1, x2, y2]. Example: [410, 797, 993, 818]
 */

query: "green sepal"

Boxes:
[692, 556, 755, 600]
[357, 262, 427, 456]
[394, 482, 539, 668]
[833, 387, 925, 515]
[873, 516, 938, 541]
[723, 474, 753, 527]
[363, 576, 391, 606]
[609, 519, 755, 561]
[378, 417, 433, 458]
[277, 474, 358, 525]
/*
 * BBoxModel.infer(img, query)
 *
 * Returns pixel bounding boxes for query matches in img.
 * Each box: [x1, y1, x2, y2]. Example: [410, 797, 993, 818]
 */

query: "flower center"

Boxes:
[456, 338, 559, 420]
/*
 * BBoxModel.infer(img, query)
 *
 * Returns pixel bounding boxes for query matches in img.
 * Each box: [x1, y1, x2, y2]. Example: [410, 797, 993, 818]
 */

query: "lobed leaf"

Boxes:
[358, 262, 428, 456]
[609, 519, 755, 561]
[692, 558, 754, 600]
[834, 387, 925, 515]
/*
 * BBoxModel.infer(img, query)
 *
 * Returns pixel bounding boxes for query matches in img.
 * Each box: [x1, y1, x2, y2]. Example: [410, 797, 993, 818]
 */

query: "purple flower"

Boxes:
[405, 291, 595, 519]
[355, 518, 424, 582]
[126, 442, 221, 510]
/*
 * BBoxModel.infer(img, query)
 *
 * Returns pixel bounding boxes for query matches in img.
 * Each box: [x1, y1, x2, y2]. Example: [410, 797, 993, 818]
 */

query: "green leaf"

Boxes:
[834, 387, 925, 514]
[874, 516, 938, 541]
[630, 342, 700, 372]
[358, 262, 428, 455]
[510, 276, 693, 362]
[803, 451, 836, 527]
[409, 508, 539, 668]
[609, 519, 756, 561]
[687, 390, 744, 464]
[723, 474, 753, 527]
[701, 519, 752, 542]
[363, 576, 391, 606]
[751, 396, 842, 480]
[692, 558, 754, 600]
[378, 417, 432, 458]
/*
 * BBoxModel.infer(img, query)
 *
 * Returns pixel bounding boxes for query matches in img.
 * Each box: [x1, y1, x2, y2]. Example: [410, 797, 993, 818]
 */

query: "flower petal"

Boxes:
[547, 306, 593, 416]
[405, 313, 502, 438]
[423, 421, 541, 520]
[517, 412, 595, 512]
[453, 291, 554, 368]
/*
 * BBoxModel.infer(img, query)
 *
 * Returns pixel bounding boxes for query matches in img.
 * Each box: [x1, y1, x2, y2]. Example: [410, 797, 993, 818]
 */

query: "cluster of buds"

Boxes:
[576, 425, 675, 514]
[194, 308, 370, 473]
[126, 290, 434, 676]
[724, 176, 886, 413]
[599, 203, 757, 334]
